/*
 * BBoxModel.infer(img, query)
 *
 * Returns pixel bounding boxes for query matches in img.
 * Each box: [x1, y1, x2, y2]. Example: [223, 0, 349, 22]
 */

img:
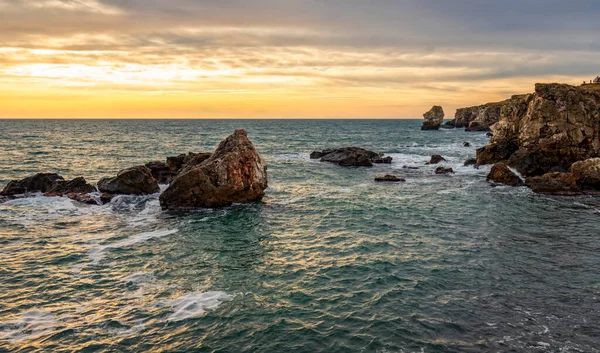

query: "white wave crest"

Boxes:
[157, 291, 233, 322]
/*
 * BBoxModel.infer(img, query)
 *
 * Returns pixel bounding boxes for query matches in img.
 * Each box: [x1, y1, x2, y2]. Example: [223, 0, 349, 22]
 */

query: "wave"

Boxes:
[88, 229, 179, 263]
[156, 291, 234, 322]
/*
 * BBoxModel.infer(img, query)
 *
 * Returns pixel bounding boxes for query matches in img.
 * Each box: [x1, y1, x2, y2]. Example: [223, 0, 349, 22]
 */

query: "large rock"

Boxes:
[310, 149, 334, 159]
[435, 167, 454, 175]
[1, 173, 64, 196]
[525, 173, 582, 195]
[159, 129, 268, 210]
[476, 140, 520, 166]
[98, 166, 160, 195]
[320, 147, 381, 167]
[45, 177, 95, 195]
[465, 102, 503, 131]
[428, 155, 446, 165]
[145, 161, 175, 184]
[421, 106, 445, 130]
[570, 158, 600, 191]
[486, 162, 523, 186]
[478, 84, 600, 176]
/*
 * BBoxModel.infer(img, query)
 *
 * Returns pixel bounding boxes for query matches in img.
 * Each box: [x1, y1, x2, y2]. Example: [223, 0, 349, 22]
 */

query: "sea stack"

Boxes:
[159, 129, 268, 210]
[421, 106, 445, 130]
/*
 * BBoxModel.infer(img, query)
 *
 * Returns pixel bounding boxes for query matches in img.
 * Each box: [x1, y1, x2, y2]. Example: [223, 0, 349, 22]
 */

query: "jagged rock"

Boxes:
[181, 153, 212, 172]
[525, 173, 582, 195]
[320, 147, 381, 167]
[486, 162, 523, 186]
[374, 175, 405, 182]
[45, 177, 95, 195]
[310, 149, 334, 159]
[570, 158, 600, 191]
[99, 193, 114, 204]
[422, 106, 445, 130]
[373, 156, 393, 164]
[435, 167, 454, 175]
[159, 129, 268, 210]
[450, 101, 504, 130]
[1, 173, 65, 196]
[98, 166, 160, 195]
[428, 155, 446, 165]
[145, 161, 175, 184]
[480, 84, 600, 176]
[476, 140, 520, 166]
[66, 192, 99, 205]
[464, 158, 477, 167]
[463, 142, 471, 147]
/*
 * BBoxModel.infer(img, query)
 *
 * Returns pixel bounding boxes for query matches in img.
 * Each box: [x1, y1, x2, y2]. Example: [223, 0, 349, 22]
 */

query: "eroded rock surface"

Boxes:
[98, 166, 160, 195]
[422, 106, 445, 130]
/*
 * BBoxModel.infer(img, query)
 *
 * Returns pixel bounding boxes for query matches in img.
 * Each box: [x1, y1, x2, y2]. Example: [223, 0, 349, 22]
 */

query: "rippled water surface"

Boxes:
[1, 119, 600, 353]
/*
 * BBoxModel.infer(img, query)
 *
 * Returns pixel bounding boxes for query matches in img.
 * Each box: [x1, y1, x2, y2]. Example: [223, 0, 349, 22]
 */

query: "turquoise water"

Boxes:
[1, 119, 599, 352]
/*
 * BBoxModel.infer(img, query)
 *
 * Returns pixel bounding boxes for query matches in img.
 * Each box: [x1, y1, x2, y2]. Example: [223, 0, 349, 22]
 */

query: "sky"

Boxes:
[1, 0, 599, 118]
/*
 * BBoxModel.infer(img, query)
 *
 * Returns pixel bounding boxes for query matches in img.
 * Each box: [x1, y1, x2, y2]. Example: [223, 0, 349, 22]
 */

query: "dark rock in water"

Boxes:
[375, 174, 405, 182]
[507, 146, 566, 177]
[435, 167, 454, 175]
[486, 132, 494, 137]
[99, 193, 114, 204]
[465, 121, 492, 132]
[145, 161, 175, 184]
[0, 195, 13, 203]
[310, 149, 334, 159]
[98, 166, 160, 195]
[1, 173, 65, 196]
[422, 106, 445, 130]
[464, 158, 477, 167]
[160, 129, 268, 210]
[428, 155, 446, 165]
[486, 162, 523, 186]
[402, 166, 419, 170]
[440, 121, 455, 129]
[372, 156, 393, 164]
[525, 173, 582, 195]
[66, 192, 99, 205]
[320, 147, 380, 167]
[570, 158, 600, 191]
[476, 140, 519, 166]
[463, 142, 471, 147]
[45, 177, 95, 195]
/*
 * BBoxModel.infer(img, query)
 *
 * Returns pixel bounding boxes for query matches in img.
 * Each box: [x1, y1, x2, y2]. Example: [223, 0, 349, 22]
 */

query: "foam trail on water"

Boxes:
[0, 310, 58, 342]
[88, 229, 179, 263]
[157, 291, 234, 322]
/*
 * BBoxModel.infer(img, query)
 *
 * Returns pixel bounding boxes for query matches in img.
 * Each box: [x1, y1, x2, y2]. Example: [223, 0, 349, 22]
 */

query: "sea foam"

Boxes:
[157, 291, 234, 322]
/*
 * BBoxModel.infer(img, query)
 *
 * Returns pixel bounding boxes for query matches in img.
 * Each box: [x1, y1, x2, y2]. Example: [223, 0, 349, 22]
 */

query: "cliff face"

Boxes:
[478, 83, 600, 176]
[449, 101, 504, 131]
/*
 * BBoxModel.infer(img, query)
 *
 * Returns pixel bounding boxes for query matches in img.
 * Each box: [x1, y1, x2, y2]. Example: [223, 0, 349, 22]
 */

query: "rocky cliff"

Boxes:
[447, 101, 505, 131]
[478, 83, 600, 177]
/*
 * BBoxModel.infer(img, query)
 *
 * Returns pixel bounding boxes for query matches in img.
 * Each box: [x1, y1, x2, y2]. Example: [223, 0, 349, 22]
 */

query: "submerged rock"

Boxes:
[463, 142, 471, 147]
[1, 173, 65, 196]
[319, 147, 381, 167]
[464, 158, 477, 167]
[98, 166, 160, 195]
[435, 167, 454, 175]
[372, 156, 393, 164]
[525, 173, 581, 195]
[374, 174, 405, 182]
[310, 149, 334, 159]
[65, 192, 99, 205]
[487, 162, 523, 186]
[421, 106, 445, 130]
[160, 129, 268, 210]
[428, 155, 446, 165]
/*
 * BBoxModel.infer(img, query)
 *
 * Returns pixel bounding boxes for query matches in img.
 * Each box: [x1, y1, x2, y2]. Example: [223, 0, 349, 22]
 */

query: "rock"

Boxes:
[435, 167, 454, 175]
[0, 196, 12, 203]
[443, 120, 456, 128]
[320, 147, 380, 167]
[421, 106, 445, 130]
[180, 153, 213, 173]
[145, 161, 175, 184]
[310, 149, 334, 159]
[99, 193, 114, 204]
[166, 154, 187, 172]
[402, 166, 419, 170]
[486, 132, 494, 137]
[428, 155, 446, 165]
[464, 158, 477, 167]
[480, 84, 600, 177]
[159, 129, 268, 210]
[525, 173, 582, 195]
[1, 173, 65, 196]
[66, 192, 99, 205]
[98, 166, 160, 195]
[449, 101, 504, 130]
[45, 177, 95, 195]
[372, 156, 393, 164]
[374, 174, 405, 182]
[463, 142, 471, 147]
[476, 140, 520, 166]
[486, 162, 523, 186]
[570, 158, 600, 191]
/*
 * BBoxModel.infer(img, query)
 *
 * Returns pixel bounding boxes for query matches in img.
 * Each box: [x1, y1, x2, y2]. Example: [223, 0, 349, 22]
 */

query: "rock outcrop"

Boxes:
[159, 129, 268, 210]
[477, 84, 600, 177]
[421, 106, 445, 130]
[428, 155, 446, 165]
[1, 173, 65, 196]
[45, 177, 96, 195]
[487, 162, 523, 186]
[372, 156, 393, 164]
[570, 158, 600, 191]
[147, 152, 212, 184]
[447, 101, 503, 130]
[525, 173, 581, 195]
[98, 166, 160, 195]
[374, 175, 405, 182]
[312, 147, 385, 167]
[435, 167, 454, 175]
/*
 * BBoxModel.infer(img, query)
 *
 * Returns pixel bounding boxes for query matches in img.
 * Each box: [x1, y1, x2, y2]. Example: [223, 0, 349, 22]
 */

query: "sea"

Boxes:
[1, 119, 599, 353]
